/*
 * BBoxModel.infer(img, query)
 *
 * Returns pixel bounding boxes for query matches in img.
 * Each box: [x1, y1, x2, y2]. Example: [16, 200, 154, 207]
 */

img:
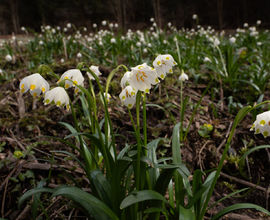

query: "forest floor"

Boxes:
[0, 35, 269, 219]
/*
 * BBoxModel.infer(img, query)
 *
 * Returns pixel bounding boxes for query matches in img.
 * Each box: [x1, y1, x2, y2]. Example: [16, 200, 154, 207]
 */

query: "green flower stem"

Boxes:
[135, 91, 142, 191]
[81, 64, 117, 160]
[179, 80, 184, 141]
[216, 45, 228, 77]
[142, 93, 147, 149]
[128, 108, 137, 136]
[89, 79, 97, 130]
[199, 100, 270, 219]
[70, 101, 92, 172]
[183, 82, 212, 140]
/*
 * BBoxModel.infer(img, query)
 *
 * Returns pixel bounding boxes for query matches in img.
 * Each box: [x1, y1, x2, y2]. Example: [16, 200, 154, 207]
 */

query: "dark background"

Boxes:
[0, 0, 270, 34]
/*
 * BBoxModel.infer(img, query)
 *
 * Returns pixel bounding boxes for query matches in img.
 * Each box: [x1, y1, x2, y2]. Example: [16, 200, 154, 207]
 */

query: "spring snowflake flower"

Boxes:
[77, 52, 82, 58]
[229, 37, 236, 44]
[243, 23, 249, 28]
[19, 73, 50, 97]
[119, 86, 137, 108]
[44, 87, 70, 110]
[121, 71, 131, 89]
[153, 54, 177, 80]
[204, 57, 211, 63]
[192, 14, 198, 20]
[104, 93, 111, 103]
[87, 65, 102, 80]
[250, 110, 270, 138]
[256, 20, 261, 25]
[110, 38, 116, 44]
[178, 70, 189, 81]
[93, 23, 97, 28]
[102, 20, 107, 26]
[129, 63, 159, 93]
[58, 69, 84, 93]
[210, 37, 220, 46]
[136, 42, 141, 47]
[5, 54, 12, 62]
[0, 69, 3, 75]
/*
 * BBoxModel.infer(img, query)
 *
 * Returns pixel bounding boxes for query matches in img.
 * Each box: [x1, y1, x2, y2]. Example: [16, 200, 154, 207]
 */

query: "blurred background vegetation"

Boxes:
[1, 0, 270, 34]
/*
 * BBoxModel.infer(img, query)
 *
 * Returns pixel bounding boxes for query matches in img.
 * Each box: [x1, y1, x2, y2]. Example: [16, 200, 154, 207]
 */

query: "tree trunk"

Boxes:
[217, 0, 223, 30]
[9, 0, 19, 33]
[152, 0, 161, 28]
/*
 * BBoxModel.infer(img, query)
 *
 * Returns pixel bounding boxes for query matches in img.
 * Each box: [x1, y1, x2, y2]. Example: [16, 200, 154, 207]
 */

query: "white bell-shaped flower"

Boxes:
[178, 70, 189, 82]
[104, 93, 111, 103]
[250, 110, 270, 138]
[153, 54, 177, 80]
[120, 71, 131, 89]
[19, 73, 50, 97]
[44, 87, 70, 110]
[58, 69, 84, 93]
[129, 63, 159, 93]
[119, 86, 137, 109]
[87, 65, 102, 80]
[5, 54, 12, 62]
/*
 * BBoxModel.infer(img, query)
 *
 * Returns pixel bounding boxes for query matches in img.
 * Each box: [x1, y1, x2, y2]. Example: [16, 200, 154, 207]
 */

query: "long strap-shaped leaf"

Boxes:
[211, 203, 270, 220]
[120, 190, 168, 209]
[52, 186, 119, 220]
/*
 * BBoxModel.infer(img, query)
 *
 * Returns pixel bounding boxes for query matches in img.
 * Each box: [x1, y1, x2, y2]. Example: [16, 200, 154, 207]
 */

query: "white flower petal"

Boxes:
[19, 73, 49, 96]
[44, 87, 70, 110]
[251, 110, 270, 138]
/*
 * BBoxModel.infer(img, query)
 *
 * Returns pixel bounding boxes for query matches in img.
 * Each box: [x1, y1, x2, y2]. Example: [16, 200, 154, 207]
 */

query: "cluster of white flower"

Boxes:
[119, 54, 179, 108]
[19, 67, 103, 110]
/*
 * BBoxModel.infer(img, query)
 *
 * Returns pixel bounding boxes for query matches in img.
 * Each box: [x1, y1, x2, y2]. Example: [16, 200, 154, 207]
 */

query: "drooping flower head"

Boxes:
[153, 54, 177, 80]
[104, 93, 111, 103]
[178, 70, 189, 82]
[129, 63, 159, 93]
[87, 65, 102, 80]
[250, 110, 270, 138]
[19, 73, 50, 97]
[119, 85, 137, 109]
[58, 69, 84, 93]
[5, 54, 12, 62]
[121, 71, 131, 89]
[44, 87, 70, 110]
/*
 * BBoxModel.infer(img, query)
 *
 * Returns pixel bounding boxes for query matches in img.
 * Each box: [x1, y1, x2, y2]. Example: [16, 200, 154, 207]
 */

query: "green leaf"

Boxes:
[59, 122, 80, 143]
[89, 170, 112, 207]
[31, 180, 47, 218]
[18, 188, 54, 208]
[52, 186, 119, 220]
[120, 190, 167, 209]
[147, 138, 164, 186]
[212, 203, 270, 220]
[239, 145, 270, 165]
[209, 188, 249, 210]
[179, 205, 195, 220]
[154, 167, 177, 196]
[172, 123, 181, 164]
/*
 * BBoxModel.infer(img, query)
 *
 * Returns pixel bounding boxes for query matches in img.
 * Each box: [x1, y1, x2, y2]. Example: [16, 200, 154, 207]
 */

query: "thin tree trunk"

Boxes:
[217, 0, 223, 30]
[9, 0, 19, 33]
[116, 0, 126, 31]
[152, 0, 161, 28]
